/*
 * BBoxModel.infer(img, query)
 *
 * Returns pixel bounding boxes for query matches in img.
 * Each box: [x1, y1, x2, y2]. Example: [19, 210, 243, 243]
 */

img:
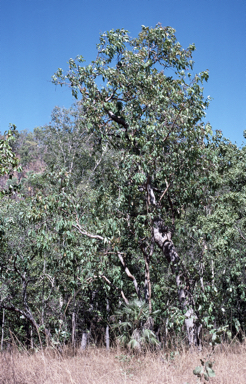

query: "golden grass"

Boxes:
[1, 343, 246, 384]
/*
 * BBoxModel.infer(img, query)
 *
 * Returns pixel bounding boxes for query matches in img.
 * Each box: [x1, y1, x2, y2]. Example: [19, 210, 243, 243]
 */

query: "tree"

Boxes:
[197, 137, 246, 335]
[35, 104, 94, 186]
[0, 125, 22, 349]
[52, 24, 216, 348]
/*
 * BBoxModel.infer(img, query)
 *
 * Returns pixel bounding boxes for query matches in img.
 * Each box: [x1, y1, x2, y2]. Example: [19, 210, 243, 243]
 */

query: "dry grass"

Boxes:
[1, 342, 246, 384]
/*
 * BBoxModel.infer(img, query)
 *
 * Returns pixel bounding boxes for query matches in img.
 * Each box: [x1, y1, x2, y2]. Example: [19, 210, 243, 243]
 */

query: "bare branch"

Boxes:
[73, 223, 105, 241]
[159, 179, 170, 203]
[117, 252, 141, 299]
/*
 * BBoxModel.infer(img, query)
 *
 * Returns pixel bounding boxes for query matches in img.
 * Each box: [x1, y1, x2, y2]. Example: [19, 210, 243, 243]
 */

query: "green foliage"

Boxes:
[51, 23, 215, 326]
[1, 24, 246, 352]
[193, 360, 216, 382]
[112, 300, 159, 350]
[0, 126, 20, 175]
[193, 326, 231, 382]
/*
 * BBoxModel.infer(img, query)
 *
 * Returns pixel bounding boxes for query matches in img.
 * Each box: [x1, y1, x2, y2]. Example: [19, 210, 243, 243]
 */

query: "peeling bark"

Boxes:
[153, 217, 202, 349]
[146, 176, 156, 206]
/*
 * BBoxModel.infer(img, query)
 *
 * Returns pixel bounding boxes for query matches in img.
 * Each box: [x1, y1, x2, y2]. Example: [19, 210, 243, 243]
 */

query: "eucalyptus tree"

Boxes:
[35, 104, 95, 187]
[52, 24, 217, 348]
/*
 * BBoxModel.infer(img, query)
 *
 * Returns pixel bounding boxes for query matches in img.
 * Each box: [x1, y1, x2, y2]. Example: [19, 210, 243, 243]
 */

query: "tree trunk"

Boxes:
[71, 287, 76, 348]
[30, 326, 34, 349]
[105, 325, 110, 350]
[81, 331, 88, 350]
[72, 311, 76, 347]
[153, 217, 202, 350]
[141, 238, 154, 315]
[105, 298, 110, 350]
[144, 259, 150, 307]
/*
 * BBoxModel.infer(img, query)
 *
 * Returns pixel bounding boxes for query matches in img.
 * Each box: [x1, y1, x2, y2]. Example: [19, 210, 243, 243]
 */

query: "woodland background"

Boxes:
[1, 25, 246, 355]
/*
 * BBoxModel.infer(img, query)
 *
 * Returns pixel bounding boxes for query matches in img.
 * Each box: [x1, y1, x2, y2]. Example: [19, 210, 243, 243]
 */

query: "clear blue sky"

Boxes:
[0, 0, 245, 145]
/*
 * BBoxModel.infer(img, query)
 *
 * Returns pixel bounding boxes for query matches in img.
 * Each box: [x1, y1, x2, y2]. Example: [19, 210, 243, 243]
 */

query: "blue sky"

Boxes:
[0, 0, 245, 145]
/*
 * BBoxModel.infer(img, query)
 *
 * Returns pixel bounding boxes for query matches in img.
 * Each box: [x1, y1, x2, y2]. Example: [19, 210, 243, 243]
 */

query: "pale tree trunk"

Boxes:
[72, 311, 76, 347]
[105, 325, 110, 350]
[211, 259, 215, 288]
[153, 217, 202, 350]
[81, 331, 88, 350]
[30, 326, 34, 349]
[105, 298, 110, 350]
[71, 289, 76, 348]
[144, 261, 149, 306]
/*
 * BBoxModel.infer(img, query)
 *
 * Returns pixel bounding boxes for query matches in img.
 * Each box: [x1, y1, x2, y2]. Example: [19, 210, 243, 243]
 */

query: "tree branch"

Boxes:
[100, 275, 129, 305]
[159, 179, 170, 203]
[73, 223, 105, 241]
[104, 109, 129, 129]
[117, 252, 141, 299]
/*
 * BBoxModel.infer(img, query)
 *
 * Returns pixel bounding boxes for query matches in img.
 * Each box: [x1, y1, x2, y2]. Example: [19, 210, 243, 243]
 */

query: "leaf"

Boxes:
[206, 366, 216, 378]
[193, 366, 203, 376]
[204, 372, 209, 381]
